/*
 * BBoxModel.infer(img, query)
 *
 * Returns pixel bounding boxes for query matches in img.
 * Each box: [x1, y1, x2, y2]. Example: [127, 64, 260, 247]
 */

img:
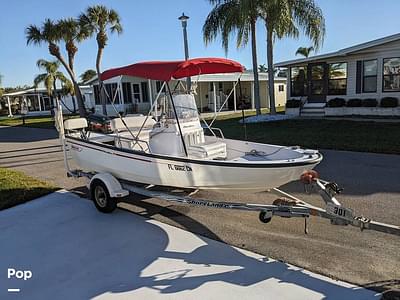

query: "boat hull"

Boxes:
[66, 137, 322, 192]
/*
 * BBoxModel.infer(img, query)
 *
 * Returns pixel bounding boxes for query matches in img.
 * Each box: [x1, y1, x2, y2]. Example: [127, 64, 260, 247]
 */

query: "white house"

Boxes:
[1, 86, 94, 117]
[87, 71, 287, 116]
[275, 33, 400, 116]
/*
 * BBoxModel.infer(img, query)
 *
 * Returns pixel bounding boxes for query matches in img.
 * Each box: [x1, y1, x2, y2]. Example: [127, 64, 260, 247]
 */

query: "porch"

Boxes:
[95, 73, 287, 116]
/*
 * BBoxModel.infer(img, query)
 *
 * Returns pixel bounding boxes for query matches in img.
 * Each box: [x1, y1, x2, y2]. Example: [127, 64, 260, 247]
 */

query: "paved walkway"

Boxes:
[0, 191, 379, 300]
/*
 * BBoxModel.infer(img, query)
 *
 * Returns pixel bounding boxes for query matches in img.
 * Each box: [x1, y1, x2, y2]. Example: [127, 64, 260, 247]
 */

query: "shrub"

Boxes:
[362, 98, 378, 107]
[286, 99, 301, 108]
[380, 97, 398, 108]
[346, 98, 362, 107]
[327, 97, 345, 107]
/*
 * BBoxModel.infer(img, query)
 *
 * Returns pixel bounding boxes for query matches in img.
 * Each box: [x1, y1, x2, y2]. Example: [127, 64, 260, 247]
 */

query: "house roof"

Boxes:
[275, 33, 400, 67]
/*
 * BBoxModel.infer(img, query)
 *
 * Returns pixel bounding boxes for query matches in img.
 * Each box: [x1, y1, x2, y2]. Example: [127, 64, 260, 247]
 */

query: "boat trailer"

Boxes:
[68, 169, 400, 237]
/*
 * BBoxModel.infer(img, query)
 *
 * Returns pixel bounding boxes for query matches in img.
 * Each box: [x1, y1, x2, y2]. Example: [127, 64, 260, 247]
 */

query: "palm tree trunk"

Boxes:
[71, 95, 77, 113]
[96, 47, 107, 116]
[250, 20, 261, 116]
[51, 81, 57, 111]
[52, 52, 86, 117]
[66, 53, 78, 114]
[266, 27, 276, 115]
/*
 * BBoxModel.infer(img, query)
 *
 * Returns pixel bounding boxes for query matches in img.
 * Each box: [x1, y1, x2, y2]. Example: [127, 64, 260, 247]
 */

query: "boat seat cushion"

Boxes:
[188, 140, 227, 159]
[111, 116, 156, 133]
[64, 118, 88, 130]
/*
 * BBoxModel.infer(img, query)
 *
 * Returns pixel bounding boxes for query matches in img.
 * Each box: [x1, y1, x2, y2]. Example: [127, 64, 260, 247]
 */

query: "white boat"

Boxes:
[60, 58, 322, 192]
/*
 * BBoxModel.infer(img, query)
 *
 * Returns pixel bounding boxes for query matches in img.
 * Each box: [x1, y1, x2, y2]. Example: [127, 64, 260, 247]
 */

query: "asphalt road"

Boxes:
[0, 125, 399, 292]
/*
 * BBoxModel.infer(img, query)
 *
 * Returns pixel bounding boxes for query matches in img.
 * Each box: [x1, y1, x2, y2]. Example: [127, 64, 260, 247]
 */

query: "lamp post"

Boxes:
[178, 13, 191, 91]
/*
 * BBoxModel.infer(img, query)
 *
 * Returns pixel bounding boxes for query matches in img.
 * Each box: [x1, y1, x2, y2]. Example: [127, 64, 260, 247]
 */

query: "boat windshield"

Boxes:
[170, 94, 199, 120]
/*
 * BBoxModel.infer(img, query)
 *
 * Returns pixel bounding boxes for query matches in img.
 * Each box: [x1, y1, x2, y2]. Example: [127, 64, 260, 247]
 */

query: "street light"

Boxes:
[178, 13, 191, 90]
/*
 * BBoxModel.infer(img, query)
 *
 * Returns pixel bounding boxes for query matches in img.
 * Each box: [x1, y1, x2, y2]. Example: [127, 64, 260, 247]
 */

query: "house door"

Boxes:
[307, 63, 328, 103]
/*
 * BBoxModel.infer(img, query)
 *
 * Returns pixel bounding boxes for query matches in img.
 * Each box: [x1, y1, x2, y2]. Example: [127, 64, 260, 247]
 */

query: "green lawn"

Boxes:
[212, 116, 400, 155]
[0, 167, 58, 210]
[1, 111, 399, 154]
[0, 115, 55, 129]
[0, 115, 80, 129]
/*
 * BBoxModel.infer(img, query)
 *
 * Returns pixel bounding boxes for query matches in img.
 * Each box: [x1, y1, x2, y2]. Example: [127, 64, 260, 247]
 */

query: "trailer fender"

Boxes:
[89, 173, 129, 198]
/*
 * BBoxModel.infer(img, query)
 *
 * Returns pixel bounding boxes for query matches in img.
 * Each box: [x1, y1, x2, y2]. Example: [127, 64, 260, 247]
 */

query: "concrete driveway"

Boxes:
[0, 126, 399, 291]
[0, 191, 378, 300]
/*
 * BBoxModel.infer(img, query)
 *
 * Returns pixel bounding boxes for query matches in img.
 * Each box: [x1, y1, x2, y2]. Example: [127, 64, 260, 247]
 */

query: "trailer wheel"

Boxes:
[259, 211, 272, 224]
[91, 179, 117, 213]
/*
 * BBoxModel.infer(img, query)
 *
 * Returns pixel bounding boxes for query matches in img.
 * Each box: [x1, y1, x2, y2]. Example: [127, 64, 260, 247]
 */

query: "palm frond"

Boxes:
[42, 18, 61, 42]
[203, 0, 251, 53]
[33, 73, 47, 88]
[26, 25, 43, 45]
[80, 69, 97, 83]
[288, 0, 325, 49]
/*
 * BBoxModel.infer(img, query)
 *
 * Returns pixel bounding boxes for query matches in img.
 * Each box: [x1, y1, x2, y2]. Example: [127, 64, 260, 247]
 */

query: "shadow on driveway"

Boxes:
[0, 191, 378, 299]
[0, 126, 57, 143]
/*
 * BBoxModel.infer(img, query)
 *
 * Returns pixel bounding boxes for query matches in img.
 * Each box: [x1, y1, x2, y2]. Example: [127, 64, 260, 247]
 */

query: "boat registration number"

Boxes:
[168, 164, 192, 172]
[326, 203, 354, 221]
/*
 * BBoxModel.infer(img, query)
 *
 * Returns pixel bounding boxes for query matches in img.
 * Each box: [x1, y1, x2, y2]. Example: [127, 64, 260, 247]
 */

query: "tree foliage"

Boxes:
[295, 46, 314, 58]
[203, 0, 262, 115]
[33, 59, 71, 96]
[80, 69, 97, 84]
[79, 5, 123, 115]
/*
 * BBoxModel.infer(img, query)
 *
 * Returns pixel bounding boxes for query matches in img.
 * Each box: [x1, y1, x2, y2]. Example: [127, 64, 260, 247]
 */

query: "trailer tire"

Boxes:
[259, 211, 272, 224]
[91, 179, 117, 213]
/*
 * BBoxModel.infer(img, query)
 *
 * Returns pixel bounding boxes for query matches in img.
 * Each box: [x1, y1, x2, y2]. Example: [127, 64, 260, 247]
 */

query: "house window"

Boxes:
[311, 64, 325, 95]
[141, 82, 149, 102]
[122, 83, 133, 104]
[93, 85, 100, 105]
[362, 60, 377, 93]
[383, 58, 400, 92]
[105, 83, 120, 104]
[278, 85, 284, 92]
[132, 84, 141, 102]
[156, 81, 165, 93]
[290, 66, 307, 96]
[328, 62, 347, 95]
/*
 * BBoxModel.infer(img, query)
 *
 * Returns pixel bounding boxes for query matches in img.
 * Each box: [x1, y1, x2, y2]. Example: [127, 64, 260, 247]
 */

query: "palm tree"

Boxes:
[203, 0, 262, 116]
[260, 0, 325, 114]
[33, 59, 75, 112]
[26, 19, 87, 116]
[295, 46, 314, 58]
[80, 69, 97, 83]
[258, 64, 267, 72]
[60, 79, 77, 113]
[57, 18, 90, 115]
[79, 5, 123, 115]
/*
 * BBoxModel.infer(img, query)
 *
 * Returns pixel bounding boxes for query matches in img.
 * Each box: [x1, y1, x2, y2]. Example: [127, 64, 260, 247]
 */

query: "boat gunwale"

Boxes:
[65, 135, 323, 169]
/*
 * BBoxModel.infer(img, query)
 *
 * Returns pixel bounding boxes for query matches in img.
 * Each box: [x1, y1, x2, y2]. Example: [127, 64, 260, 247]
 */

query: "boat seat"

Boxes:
[64, 118, 88, 139]
[110, 116, 156, 133]
[182, 127, 226, 159]
[64, 118, 88, 131]
[188, 140, 227, 159]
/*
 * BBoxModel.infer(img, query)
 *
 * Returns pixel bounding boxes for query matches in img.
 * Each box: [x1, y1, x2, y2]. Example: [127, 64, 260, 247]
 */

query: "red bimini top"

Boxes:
[101, 57, 244, 81]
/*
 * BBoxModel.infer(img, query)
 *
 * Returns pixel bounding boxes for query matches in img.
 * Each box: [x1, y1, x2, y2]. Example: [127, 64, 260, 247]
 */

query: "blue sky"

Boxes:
[0, 0, 399, 87]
